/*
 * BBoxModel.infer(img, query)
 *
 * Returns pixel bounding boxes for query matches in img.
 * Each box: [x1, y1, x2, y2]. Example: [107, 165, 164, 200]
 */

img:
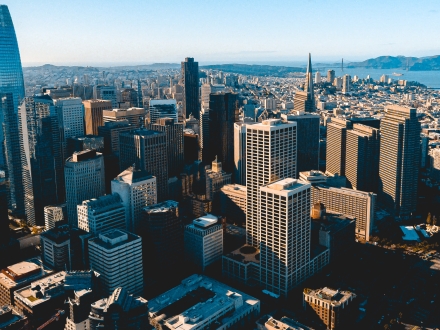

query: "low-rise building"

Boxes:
[220, 184, 246, 226]
[0, 305, 27, 330]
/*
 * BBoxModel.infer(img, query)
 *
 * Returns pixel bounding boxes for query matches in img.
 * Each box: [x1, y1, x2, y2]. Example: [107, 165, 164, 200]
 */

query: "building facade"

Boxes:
[83, 100, 112, 135]
[181, 57, 199, 119]
[326, 118, 352, 177]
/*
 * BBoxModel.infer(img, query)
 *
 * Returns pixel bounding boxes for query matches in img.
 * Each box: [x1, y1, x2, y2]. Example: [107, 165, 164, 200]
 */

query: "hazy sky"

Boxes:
[6, 0, 440, 66]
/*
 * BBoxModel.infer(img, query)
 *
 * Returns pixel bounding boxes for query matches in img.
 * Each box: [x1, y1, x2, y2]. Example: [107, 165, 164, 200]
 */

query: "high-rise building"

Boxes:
[315, 71, 321, 83]
[293, 54, 315, 112]
[66, 135, 105, 156]
[1, 94, 24, 214]
[19, 96, 64, 226]
[246, 119, 297, 247]
[282, 113, 320, 173]
[40, 224, 71, 271]
[65, 288, 94, 330]
[111, 166, 157, 232]
[44, 204, 66, 230]
[77, 194, 126, 235]
[181, 57, 199, 119]
[327, 70, 335, 85]
[97, 120, 133, 155]
[379, 105, 420, 219]
[233, 121, 256, 185]
[83, 100, 112, 135]
[120, 88, 139, 108]
[205, 158, 232, 212]
[184, 214, 223, 271]
[149, 99, 178, 124]
[93, 85, 117, 108]
[326, 118, 352, 177]
[0, 5, 25, 167]
[184, 129, 199, 164]
[65, 150, 105, 228]
[148, 117, 184, 178]
[345, 124, 380, 192]
[429, 146, 440, 182]
[201, 83, 225, 108]
[119, 128, 168, 202]
[54, 97, 84, 162]
[88, 229, 143, 296]
[0, 174, 9, 243]
[103, 107, 145, 128]
[342, 74, 351, 93]
[259, 178, 311, 296]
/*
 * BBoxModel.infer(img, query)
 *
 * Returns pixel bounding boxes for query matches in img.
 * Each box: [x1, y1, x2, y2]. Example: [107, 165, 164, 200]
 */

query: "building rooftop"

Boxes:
[265, 316, 312, 330]
[0, 306, 26, 329]
[304, 287, 355, 307]
[89, 230, 140, 249]
[0, 258, 53, 289]
[114, 166, 154, 184]
[192, 214, 218, 228]
[148, 274, 259, 330]
[144, 200, 179, 214]
[220, 184, 246, 195]
[81, 193, 123, 213]
[224, 245, 260, 264]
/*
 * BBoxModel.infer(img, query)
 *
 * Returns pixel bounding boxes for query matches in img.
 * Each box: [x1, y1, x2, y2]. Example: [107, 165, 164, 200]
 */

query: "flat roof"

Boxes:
[224, 245, 260, 264]
[400, 226, 420, 241]
[192, 214, 218, 228]
[7, 261, 40, 277]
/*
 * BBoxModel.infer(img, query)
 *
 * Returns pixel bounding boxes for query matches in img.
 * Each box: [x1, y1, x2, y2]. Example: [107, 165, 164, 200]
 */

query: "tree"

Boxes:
[427, 212, 432, 225]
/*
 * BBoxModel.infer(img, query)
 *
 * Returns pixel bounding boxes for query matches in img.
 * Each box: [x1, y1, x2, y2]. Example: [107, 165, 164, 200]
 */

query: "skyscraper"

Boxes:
[119, 128, 168, 202]
[83, 100, 112, 135]
[65, 150, 105, 228]
[149, 99, 178, 124]
[379, 105, 420, 219]
[103, 107, 145, 128]
[234, 121, 256, 186]
[181, 57, 199, 119]
[97, 120, 133, 155]
[342, 74, 351, 93]
[148, 117, 184, 178]
[293, 54, 315, 112]
[326, 118, 352, 177]
[19, 96, 64, 226]
[327, 70, 335, 85]
[246, 119, 297, 247]
[93, 85, 117, 108]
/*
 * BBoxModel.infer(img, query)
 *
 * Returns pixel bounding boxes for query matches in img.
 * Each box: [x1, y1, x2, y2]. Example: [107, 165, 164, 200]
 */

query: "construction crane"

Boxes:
[36, 309, 65, 330]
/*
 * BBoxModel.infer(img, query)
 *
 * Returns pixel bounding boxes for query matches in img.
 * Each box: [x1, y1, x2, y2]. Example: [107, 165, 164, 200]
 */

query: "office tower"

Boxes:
[66, 135, 105, 156]
[311, 185, 376, 241]
[103, 107, 145, 128]
[97, 120, 133, 155]
[379, 105, 420, 219]
[263, 98, 277, 111]
[203, 92, 239, 173]
[54, 97, 84, 162]
[93, 85, 117, 108]
[315, 71, 321, 83]
[205, 158, 232, 212]
[201, 84, 225, 108]
[65, 150, 105, 228]
[282, 113, 320, 173]
[77, 194, 126, 235]
[1, 94, 24, 214]
[88, 287, 149, 330]
[326, 118, 352, 177]
[184, 214, 223, 271]
[0, 174, 8, 243]
[0, 5, 25, 167]
[149, 99, 178, 124]
[142, 200, 183, 269]
[181, 57, 199, 119]
[421, 134, 429, 169]
[184, 130, 199, 164]
[148, 118, 184, 177]
[88, 229, 143, 296]
[65, 289, 94, 330]
[220, 184, 246, 226]
[44, 204, 66, 230]
[19, 96, 64, 226]
[40, 224, 71, 271]
[121, 88, 139, 107]
[190, 194, 212, 218]
[119, 128, 168, 202]
[246, 119, 297, 247]
[333, 77, 342, 89]
[200, 107, 210, 159]
[342, 74, 351, 93]
[293, 54, 315, 112]
[346, 124, 380, 192]
[83, 100, 112, 135]
[111, 166, 157, 232]
[429, 146, 440, 182]
[259, 178, 311, 296]
[327, 70, 335, 84]
[234, 121, 256, 185]
[303, 287, 356, 330]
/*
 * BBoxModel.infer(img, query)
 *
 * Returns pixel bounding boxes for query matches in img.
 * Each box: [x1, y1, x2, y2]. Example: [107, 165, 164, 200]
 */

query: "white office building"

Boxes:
[77, 194, 126, 235]
[184, 214, 223, 271]
[111, 166, 157, 232]
[88, 229, 143, 296]
[149, 99, 178, 124]
[65, 150, 105, 228]
[44, 204, 65, 230]
[234, 121, 256, 185]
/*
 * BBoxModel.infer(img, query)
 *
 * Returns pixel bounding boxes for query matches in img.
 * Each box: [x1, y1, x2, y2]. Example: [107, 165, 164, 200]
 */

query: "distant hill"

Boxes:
[23, 63, 180, 70]
[199, 64, 305, 77]
[347, 55, 440, 71]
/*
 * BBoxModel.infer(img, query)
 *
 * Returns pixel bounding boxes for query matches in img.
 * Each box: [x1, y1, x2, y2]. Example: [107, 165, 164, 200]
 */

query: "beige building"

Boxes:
[83, 99, 112, 135]
[103, 107, 145, 127]
[326, 118, 352, 177]
[220, 184, 246, 225]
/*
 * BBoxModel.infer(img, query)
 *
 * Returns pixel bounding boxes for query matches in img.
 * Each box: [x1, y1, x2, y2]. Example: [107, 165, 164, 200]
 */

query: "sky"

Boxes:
[6, 0, 440, 67]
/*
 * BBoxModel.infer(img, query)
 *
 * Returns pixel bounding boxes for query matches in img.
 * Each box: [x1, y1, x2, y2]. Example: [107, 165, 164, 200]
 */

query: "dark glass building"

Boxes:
[181, 57, 199, 119]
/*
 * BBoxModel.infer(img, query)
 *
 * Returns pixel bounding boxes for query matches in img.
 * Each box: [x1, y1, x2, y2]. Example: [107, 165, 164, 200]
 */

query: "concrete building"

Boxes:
[0, 305, 27, 329]
[315, 71, 321, 84]
[65, 288, 94, 330]
[246, 119, 297, 247]
[184, 214, 223, 271]
[233, 121, 256, 185]
[149, 99, 178, 124]
[220, 184, 246, 226]
[299, 170, 347, 188]
[342, 74, 351, 93]
[40, 224, 71, 271]
[119, 128, 168, 202]
[205, 158, 232, 211]
[148, 274, 260, 330]
[97, 120, 133, 155]
[88, 230, 143, 296]
[93, 85, 117, 108]
[77, 194, 126, 235]
[103, 107, 145, 127]
[190, 195, 212, 218]
[263, 316, 312, 330]
[148, 117, 184, 178]
[65, 150, 105, 228]
[83, 100, 112, 135]
[43, 204, 66, 230]
[429, 146, 440, 182]
[111, 166, 157, 232]
[263, 98, 277, 111]
[326, 118, 352, 177]
[327, 70, 335, 85]
[66, 135, 104, 156]
[379, 105, 420, 219]
[345, 124, 380, 192]
[303, 287, 356, 330]
[311, 185, 376, 241]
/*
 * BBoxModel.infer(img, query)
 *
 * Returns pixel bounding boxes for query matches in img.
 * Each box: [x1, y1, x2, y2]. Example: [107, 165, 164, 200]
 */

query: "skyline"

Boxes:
[5, 0, 440, 66]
